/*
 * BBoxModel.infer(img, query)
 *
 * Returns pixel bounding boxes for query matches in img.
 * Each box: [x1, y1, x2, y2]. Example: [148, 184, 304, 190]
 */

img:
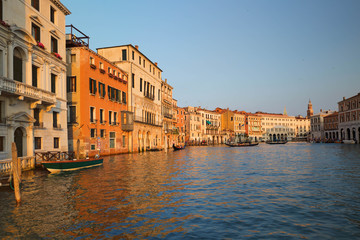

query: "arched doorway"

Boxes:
[347, 128, 351, 140]
[14, 128, 24, 157]
[352, 128, 356, 141]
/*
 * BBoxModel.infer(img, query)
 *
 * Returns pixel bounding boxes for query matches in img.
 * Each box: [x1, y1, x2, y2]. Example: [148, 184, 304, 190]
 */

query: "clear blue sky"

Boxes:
[61, 0, 360, 116]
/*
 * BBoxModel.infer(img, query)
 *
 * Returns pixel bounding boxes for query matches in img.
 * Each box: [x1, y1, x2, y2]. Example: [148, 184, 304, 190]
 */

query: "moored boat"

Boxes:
[266, 140, 288, 144]
[173, 144, 186, 151]
[225, 142, 259, 147]
[42, 158, 103, 173]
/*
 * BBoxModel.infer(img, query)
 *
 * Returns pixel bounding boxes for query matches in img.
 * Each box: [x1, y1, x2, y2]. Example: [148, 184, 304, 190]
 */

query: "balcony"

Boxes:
[134, 115, 162, 127]
[0, 77, 56, 104]
[121, 111, 134, 131]
[164, 112, 173, 119]
[144, 92, 155, 101]
[66, 24, 89, 48]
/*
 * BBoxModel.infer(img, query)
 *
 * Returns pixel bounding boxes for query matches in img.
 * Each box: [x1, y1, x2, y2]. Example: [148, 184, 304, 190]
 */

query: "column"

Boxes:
[7, 40, 13, 79]
[26, 50, 32, 86]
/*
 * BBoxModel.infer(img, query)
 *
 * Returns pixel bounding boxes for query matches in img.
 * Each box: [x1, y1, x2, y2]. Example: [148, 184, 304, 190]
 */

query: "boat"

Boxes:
[173, 144, 186, 151]
[42, 158, 103, 173]
[266, 140, 288, 144]
[342, 140, 356, 144]
[225, 133, 259, 147]
[225, 142, 259, 147]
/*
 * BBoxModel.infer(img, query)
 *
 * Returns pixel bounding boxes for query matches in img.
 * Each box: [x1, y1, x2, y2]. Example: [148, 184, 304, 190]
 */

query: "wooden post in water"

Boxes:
[76, 139, 80, 160]
[12, 143, 21, 204]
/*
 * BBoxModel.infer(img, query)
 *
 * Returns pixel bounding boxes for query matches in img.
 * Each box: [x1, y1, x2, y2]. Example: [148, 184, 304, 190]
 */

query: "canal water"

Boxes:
[1, 143, 360, 239]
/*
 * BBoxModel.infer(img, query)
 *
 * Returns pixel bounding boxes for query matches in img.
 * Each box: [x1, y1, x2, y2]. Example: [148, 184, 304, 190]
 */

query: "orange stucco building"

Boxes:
[66, 26, 132, 157]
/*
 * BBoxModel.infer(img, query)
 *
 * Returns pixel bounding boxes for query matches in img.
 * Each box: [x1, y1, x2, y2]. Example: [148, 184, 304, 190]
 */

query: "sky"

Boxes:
[61, 0, 360, 116]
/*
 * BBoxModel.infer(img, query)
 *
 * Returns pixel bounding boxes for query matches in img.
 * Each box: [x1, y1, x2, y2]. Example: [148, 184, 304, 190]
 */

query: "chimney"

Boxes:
[135, 45, 139, 50]
[165, 78, 167, 83]
[320, 109, 322, 112]
[343, 97, 345, 100]
[155, 62, 158, 66]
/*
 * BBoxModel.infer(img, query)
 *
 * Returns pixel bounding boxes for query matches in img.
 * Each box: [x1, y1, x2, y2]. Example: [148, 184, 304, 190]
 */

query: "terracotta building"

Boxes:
[174, 106, 186, 144]
[245, 113, 262, 141]
[324, 112, 339, 141]
[0, 0, 70, 160]
[97, 45, 163, 152]
[66, 26, 131, 157]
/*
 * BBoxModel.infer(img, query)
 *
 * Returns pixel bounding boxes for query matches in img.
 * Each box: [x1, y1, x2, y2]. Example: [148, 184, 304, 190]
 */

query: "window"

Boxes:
[34, 137, 41, 150]
[54, 137, 59, 149]
[108, 67, 111, 73]
[100, 109, 104, 124]
[99, 82, 105, 97]
[100, 129, 105, 138]
[32, 65, 38, 87]
[51, 36, 58, 53]
[70, 54, 76, 63]
[109, 111, 112, 125]
[143, 59, 145, 67]
[110, 132, 115, 148]
[90, 107, 95, 122]
[132, 51, 134, 60]
[90, 129, 96, 138]
[53, 112, 59, 128]
[50, 6, 56, 23]
[68, 106, 76, 123]
[34, 108, 40, 126]
[140, 78, 143, 92]
[122, 135, 126, 147]
[158, 89, 160, 100]
[89, 78, 96, 94]
[114, 112, 117, 125]
[31, 0, 39, 11]
[132, 73, 135, 88]
[67, 76, 76, 92]
[90, 56, 95, 65]
[91, 145, 96, 150]
[139, 56, 141, 65]
[99, 62, 104, 69]
[150, 65, 151, 72]
[51, 73, 56, 93]
[31, 23, 40, 42]
[122, 49, 127, 61]
[122, 92, 126, 104]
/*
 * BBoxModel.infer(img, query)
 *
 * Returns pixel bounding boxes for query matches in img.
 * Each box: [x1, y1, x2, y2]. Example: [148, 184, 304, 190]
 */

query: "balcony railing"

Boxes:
[164, 113, 173, 119]
[0, 77, 56, 104]
[134, 115, 162, 127]
[144, 92, 155, 100]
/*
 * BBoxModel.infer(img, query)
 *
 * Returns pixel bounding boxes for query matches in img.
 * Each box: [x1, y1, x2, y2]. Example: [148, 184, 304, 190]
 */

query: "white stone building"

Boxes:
[0, 0, 70, 160]
[338, 93, 360, 143]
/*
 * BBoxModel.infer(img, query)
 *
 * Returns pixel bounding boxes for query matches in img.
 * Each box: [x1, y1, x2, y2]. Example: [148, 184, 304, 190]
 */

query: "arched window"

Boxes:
[14, 47, 24, 82]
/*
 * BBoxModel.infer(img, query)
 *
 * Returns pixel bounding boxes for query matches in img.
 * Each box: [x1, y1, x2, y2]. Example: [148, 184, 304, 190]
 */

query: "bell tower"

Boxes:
[307, 99, 313, 118]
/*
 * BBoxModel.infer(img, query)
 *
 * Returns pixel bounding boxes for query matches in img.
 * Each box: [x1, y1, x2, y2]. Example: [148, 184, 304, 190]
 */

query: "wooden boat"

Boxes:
[225, 142, 259, 147]
[42, 158, 103, 173]
[173, 144, 186, 151]
[266, 140, 288, 144]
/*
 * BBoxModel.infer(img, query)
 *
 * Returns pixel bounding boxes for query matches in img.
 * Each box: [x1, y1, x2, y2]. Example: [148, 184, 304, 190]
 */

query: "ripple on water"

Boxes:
[1, 143, 360, 239]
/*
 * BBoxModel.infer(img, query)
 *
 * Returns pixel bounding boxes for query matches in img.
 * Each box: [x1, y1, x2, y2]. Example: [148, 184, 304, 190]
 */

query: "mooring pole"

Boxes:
[12, 143, 21, 204]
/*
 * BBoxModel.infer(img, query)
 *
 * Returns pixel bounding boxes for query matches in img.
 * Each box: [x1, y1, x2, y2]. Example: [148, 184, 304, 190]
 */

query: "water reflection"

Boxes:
[1, 143, 360, 239]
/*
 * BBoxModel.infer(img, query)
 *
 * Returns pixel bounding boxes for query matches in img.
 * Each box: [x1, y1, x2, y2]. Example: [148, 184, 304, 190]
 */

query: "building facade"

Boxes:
[184, 106, 203, 143]
[66, 26, 131, 157]
[245, 113, 262, 141]
[198, 108, 222, 144]
[161, 78, 177, 149]
[257, 112, 296, 141]
[324, 112, 339, 141]
[338, 93, 360, 143]
[98, 45, 163, 152]
[310, 110, 335, 141]
[174, 106, 186, 144]
[0, 0, 70, 160]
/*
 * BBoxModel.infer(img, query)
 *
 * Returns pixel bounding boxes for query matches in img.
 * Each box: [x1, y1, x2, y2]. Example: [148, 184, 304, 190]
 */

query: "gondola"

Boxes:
[173, 144, 186, 151]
